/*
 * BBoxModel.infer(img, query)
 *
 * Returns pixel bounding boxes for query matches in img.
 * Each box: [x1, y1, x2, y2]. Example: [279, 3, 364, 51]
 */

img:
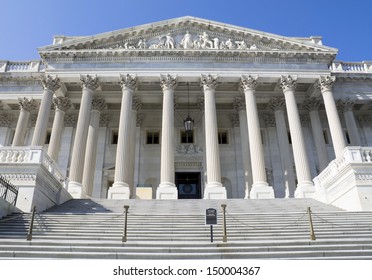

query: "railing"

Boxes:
[0, 61, 44, 73]
[330, 61, 372, 73]
[0, 175, 18, 206]
[0, 147, 68, 188]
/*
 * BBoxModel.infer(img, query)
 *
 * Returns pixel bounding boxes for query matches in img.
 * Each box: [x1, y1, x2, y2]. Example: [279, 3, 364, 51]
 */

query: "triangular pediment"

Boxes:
[38, 16, 337, 61]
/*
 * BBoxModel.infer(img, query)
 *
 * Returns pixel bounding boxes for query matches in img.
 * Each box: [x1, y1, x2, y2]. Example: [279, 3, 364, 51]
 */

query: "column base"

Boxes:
[249, 182, 275, 199]
[156, 182, 178, 200]
[204, 182, 227, 199]
[68, 181, 83, 198]
[107, 182, 130, 199]
[295, 182, 315, 198]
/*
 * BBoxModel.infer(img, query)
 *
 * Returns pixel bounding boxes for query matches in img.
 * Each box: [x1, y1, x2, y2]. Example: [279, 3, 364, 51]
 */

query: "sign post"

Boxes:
[206, 208, 217, 243]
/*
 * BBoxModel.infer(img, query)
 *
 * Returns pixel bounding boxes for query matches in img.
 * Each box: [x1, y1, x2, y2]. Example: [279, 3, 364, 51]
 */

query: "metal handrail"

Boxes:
[0, 175, 18, 206]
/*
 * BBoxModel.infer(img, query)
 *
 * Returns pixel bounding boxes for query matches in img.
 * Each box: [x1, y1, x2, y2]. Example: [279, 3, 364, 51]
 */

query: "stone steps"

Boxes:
[0, 198, 372, 259]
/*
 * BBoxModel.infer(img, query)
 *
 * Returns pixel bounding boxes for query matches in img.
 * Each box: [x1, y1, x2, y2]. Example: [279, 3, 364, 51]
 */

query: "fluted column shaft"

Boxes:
[48, 97, 71, 161]
[280, 76, 313, 189]
[12, 98, 36, 146]
[114, 75, 136, 190]
[338, 99, 361, 146]
[241, 77, 268, 187]
[31, 75, 60, 146]
[69, 75, 98, 190]
[269, 98, 296, 197]
[159, 75, 176, 186]
[318, 76, 346, 158]
[201, 76, 222, 186]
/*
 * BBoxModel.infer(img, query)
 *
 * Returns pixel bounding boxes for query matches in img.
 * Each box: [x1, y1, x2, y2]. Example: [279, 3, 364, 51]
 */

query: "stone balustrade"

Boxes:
[0, 61, 44, 73]
[0, 146, 68, 188]
[330, 61, 372, 73]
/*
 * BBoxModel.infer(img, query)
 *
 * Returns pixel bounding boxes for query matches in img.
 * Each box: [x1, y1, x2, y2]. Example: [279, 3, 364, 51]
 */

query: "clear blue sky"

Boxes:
[1, 0, 371, 62]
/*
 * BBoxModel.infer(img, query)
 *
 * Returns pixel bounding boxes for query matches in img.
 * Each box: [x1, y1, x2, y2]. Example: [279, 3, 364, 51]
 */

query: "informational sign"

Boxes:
[205, 208, 217, 225]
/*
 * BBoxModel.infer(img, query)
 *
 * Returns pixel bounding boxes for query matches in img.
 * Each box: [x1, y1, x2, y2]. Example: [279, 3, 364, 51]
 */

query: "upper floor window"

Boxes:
[180, 130, 194, 144]
[146, 131, 160, 144]
[111, 130, 119, 144]
[218, 131, 228, 144]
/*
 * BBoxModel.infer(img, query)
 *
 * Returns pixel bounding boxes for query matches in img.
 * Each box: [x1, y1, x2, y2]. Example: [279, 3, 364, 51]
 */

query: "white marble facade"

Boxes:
[1, 17, 372, 208]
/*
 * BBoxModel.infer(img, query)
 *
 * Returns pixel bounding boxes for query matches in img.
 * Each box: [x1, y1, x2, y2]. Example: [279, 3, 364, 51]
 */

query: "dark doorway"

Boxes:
[175, 172, 201, 199]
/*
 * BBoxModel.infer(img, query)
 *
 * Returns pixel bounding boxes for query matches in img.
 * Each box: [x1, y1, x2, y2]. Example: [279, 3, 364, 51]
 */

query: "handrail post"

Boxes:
[27, 206, 36, 241]
[307, 207, 316, 241]
[221, 204, 227, 242]
[122, 205, 129, 242]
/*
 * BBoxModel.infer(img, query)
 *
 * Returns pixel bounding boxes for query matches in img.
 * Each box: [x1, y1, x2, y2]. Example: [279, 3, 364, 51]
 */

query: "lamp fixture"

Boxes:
[183, 82, 194, 133]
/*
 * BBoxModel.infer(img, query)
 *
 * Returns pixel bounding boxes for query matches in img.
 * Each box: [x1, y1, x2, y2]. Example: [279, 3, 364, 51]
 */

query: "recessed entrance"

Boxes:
[175, 172, 201, 199]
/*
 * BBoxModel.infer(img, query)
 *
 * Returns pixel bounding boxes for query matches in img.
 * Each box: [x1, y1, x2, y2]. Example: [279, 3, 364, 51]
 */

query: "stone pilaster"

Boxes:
[12, 97, 37, 146]
[359, 115, 372, 146]
[48, 97, 71, 161]
[317, 76, 346, 158]
[157, 74, 178, 199]
[303, 98, 329, 171]
[268, 97, 296, 197]
[337, 98, 361, 146]
[280, 75, 314, 197]
[0, 114, 13, 146]
[241, 75, 274, 199]
[109, 74, 137, 199]
[200, 74, 226, 199]
[31, 75, 60, 146]
[68, 75, 99, 198]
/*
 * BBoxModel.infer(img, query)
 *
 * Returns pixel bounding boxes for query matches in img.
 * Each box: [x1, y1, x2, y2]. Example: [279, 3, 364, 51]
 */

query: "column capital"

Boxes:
[80, 75, 99, 91]
[317, 76, 336, 92]
[136, 114, 144, 127]
[91, 97, 106, 112]
[233, 97, 246, 111]
[160, 74, 178, 90]
[197, 96, 205, 111]
[132, 97, 142, 111]
[100, 115, 110, 127]
[268, 97, 286, 112]
[230, 113, 240, 127]
[53, 96, 71, 112]
[358, 115, 372, 126]
[280, 75, 297, 93]
[263, 114, 276, 127]
[0, 114, 12, 127]
[41, 74, 60, 92]
[300, 114, 310, 127]
[120, 74, 137, 90]
[337, 98, 355, 113]
[18, 97, 37, 112]
[302, 97, 321, 112]
[240, 75, 258, 91]
[200, 74, 218, 90]
[64, 114, 77, 127]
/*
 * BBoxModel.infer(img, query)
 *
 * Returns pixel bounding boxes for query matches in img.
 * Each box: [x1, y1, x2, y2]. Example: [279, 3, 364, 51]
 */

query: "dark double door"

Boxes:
[175, 172, 201, 199]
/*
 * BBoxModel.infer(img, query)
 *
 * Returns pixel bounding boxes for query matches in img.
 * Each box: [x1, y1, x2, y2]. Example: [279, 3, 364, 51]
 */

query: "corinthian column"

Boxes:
[31, 75, 60, 146]
[157, 74, 178, 199]
[317, 76, 346, 158]
[337, 98, 361, 146]
[82, 97, 106, 197]
[200, 74, 226, 199]
[48, 97, 71, 161]
[109, 74, 137, 199]
[241, 75, 274, 199]
[280, 75, 314, 197]
[268, 97, 296, 197]
[68, 75, 99, 198]
[12, 98, 37, 146]
[303, 98, 329, 171]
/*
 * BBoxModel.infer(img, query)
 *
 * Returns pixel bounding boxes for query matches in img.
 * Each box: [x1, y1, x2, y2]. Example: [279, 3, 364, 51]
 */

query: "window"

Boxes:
[111, 130, 119, 144]
[323, 130, 329, 144]
[180, 130, 193, 144]
[146, 131, 160, 144]
[45, 131, 52, 144]
[287, 131, 292, 144]
[218, 131, 228, 144]
[345, 130, 351, 144]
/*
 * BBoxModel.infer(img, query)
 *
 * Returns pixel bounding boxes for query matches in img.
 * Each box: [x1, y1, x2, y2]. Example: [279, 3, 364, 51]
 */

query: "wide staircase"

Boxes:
[1, 198, 372, 259]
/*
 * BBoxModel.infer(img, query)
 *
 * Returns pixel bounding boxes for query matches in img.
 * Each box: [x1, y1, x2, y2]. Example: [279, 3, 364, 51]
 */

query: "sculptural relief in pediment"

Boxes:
[98, 30, 263, 51]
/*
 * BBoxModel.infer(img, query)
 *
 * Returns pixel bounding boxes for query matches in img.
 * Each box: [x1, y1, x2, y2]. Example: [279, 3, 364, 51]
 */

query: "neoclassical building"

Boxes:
[1, 16, 372, 211]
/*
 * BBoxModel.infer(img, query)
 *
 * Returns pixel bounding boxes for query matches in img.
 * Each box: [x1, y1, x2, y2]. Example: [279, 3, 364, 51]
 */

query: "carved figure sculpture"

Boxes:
[198, 32, 213, 49]
[180, 31, 193, 49]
